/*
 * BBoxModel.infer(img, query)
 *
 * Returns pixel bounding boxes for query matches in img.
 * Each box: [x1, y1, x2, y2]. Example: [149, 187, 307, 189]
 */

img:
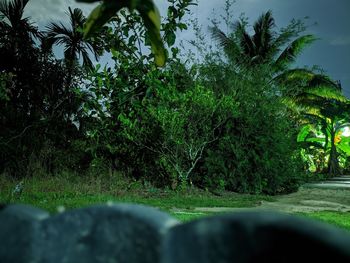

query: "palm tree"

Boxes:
[210, 11, 312, 70]
[0, 0, 40, 41]
[295, 84, 350, 176]
[0, 0, 41, 70]
[275, 62, 349, 176]
[0, 0, 43, 113]
[210, 11, 350, 176]
[44, 7, 103, 79]
[43, 7, 104, 132]
[209, 10, 340, 94]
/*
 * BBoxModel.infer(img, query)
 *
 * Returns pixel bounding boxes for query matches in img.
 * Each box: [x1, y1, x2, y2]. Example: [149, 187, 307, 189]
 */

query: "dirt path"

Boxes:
[171, 186, 350, 214]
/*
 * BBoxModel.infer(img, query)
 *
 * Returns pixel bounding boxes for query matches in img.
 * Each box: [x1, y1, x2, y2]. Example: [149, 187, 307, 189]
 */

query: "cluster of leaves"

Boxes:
[191, 61, 303, 194]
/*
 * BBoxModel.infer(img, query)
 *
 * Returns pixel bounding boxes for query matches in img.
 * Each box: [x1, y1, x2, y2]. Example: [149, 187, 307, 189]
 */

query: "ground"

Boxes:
[185, 187, 350, 213]
[1, 174, 350, 230]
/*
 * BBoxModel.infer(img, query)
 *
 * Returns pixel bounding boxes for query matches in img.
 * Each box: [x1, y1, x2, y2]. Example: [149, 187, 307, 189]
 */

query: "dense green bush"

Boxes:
[191, 64, 304, 194]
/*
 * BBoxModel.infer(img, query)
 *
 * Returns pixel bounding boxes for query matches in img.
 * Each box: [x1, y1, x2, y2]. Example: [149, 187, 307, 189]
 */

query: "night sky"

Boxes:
[24, 0, 350, 97]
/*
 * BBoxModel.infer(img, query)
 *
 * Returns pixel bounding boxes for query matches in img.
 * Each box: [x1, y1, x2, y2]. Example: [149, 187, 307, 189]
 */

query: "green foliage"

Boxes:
[80, 1, 195, 187]
[0, 72, 12, 101]
[0, 1, 96, 177]
[77, 0, 167, 66]
[291, 72, 350, 176]
[141, 79, 238, 187]
[195, 65, 303, 194]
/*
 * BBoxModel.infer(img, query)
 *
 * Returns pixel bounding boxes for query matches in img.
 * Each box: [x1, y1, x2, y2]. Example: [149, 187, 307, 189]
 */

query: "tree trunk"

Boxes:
[327, 131, 341, 177]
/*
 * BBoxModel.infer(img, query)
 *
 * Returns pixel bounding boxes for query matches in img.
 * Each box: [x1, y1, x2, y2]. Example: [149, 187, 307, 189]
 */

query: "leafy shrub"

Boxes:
[192, 65, 304, 194]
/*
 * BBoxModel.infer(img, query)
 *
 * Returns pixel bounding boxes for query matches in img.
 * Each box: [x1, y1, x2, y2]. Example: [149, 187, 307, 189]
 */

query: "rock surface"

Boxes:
[163, 211, 350, 263]
[1, 204, 350, 263]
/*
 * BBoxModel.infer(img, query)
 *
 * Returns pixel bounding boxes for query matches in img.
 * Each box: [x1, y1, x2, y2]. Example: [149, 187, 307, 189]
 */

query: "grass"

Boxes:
[298, 211, 350, 230]
[169, 211, 350, 231]
[1, 173, 350, 231]
[0, 173, 273, 213]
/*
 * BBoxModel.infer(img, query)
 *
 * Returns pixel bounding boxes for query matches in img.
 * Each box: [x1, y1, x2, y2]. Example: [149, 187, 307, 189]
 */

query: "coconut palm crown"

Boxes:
[210, 10, 342, 100]
[44, 7, 103, 70]
[210, 11, 315, 72]
[0, 0, 41, 42]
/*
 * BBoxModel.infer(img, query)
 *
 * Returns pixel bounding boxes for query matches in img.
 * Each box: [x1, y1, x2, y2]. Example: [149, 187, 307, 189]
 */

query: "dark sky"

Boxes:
[25, 0, 350, 97]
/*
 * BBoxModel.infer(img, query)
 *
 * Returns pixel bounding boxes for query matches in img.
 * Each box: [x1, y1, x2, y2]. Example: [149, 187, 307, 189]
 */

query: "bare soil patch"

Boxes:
[172, 187, 350, 214]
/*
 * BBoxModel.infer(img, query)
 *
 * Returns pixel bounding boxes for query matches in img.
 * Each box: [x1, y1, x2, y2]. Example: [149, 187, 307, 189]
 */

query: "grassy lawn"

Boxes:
[1, 174, 350, 231]
[0, 174, 274, 212]
[298, 211, 350, 230]
[170, 211, 350, 231]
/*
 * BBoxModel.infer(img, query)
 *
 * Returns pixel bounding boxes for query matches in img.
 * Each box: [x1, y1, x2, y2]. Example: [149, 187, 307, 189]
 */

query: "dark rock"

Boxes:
[162, 211, 350, 263]
[0, 204, 49, 263]
[2, 205, 350, 263]
[36, 203, 178, 263]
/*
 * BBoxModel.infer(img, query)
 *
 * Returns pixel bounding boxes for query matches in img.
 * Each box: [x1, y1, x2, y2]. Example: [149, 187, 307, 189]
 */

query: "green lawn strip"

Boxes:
[169, 211, 211, 222]
[2, 191, 350, 231]
[170, 210, 350, 232]
[298, 211, 350, 231]
[0, 176, 274, 213]
[1, 190, 270, 214]
[2, 177, 350, 231]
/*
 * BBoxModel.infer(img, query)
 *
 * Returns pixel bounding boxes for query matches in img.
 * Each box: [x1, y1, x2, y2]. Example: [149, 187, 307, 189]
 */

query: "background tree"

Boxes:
[296, 87, 350, 176]
[209, 9, 339, 96]
[44, 7, 104, 84]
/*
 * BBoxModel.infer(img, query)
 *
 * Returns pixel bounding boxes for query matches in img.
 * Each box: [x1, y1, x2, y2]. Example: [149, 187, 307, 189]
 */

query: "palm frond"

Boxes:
[274, 35, 316, 71]
[46, 21, 73, 38]
[270, 29, 295, 56]
[0, 0, 39, 41]
[7, 0, 29, 26]
[85, 42, 102, 60]
[68, 7, 85, 33]
[209, 26, 240, 57]
[275, 68, 340, 89]
[0, 0, 10, 19]
[252, 10, 275, 61]
[305, 85, 346, 102]
[231, 20, 256, 60]
[44, 7, 101, 69]
[240, 30, 255, 60]
[81, 49, 93, 70]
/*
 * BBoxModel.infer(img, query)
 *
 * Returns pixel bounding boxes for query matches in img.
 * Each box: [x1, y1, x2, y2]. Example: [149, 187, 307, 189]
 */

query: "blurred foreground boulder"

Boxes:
[0, 204, 350, 263]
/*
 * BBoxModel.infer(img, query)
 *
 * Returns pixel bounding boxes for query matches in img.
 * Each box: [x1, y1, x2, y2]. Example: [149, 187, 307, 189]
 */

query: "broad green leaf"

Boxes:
[305, 137, 325, 144]
[82, 2, 122, 39]
[79, 0, 166, 66]
[138, 2, 166, 66]
[337, 142, 350, 156]
[297, 124, 313, 142]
